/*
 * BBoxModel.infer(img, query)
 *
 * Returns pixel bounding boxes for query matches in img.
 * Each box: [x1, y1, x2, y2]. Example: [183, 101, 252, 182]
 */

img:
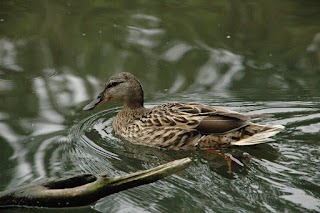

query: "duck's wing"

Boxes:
[151, 102, 250, 135]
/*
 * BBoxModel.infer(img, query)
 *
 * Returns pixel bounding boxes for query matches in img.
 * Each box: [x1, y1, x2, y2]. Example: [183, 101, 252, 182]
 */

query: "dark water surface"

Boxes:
[1, 1, 320, 212]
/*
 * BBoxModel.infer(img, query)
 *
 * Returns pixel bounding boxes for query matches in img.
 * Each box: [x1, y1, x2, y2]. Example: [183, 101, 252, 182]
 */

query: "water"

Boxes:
[0, 0, 320, 212]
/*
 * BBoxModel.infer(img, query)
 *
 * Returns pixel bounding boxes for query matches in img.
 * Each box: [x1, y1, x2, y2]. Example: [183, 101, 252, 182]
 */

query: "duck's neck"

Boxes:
[123, 86, 144, 110]
[123, 101, 144, 110]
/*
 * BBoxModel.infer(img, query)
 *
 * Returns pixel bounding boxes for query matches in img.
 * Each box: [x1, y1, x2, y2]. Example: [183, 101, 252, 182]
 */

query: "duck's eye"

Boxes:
[106, 81, 120, 89]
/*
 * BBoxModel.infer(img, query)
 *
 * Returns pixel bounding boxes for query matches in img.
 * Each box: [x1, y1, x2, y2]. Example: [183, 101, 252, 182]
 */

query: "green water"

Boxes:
[0, 0, 320, 212]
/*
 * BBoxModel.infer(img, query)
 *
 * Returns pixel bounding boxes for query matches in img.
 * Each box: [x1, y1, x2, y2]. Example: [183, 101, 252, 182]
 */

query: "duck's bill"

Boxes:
[83, 96, 110, 111]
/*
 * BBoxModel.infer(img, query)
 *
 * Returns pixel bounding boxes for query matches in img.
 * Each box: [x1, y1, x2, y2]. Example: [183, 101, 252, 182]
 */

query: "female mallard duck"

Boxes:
[83, 72, 284, 150]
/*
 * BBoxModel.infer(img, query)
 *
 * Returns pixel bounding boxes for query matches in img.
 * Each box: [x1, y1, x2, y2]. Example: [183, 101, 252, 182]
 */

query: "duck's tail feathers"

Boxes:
[231, 124, 284, 146]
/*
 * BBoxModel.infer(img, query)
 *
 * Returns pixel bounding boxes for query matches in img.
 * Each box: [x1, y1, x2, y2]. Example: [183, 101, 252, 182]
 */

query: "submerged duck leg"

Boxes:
[206, 148, 232, 172]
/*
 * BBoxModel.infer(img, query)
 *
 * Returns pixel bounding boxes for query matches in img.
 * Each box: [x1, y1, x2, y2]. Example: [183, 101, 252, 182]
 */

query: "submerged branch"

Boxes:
[0, 158, 191, 208]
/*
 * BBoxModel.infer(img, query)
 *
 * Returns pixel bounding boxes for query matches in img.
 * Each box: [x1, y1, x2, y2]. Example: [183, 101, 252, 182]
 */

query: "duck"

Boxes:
[83, 72, 284, 150]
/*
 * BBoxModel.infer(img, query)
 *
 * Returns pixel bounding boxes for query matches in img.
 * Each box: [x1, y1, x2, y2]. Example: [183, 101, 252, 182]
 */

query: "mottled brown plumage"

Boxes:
[83, 72, 284, 150]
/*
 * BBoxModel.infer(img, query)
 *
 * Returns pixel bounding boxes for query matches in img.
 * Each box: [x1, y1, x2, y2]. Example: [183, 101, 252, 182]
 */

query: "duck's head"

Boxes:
[83, 72, 144, 110]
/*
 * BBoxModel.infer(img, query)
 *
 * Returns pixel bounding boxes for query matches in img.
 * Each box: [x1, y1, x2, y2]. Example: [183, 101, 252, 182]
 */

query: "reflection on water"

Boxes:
[1, 0, 320, 212]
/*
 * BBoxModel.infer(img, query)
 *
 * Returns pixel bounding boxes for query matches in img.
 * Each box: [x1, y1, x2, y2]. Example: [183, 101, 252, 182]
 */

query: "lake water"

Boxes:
[0, 1, 320, 212]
